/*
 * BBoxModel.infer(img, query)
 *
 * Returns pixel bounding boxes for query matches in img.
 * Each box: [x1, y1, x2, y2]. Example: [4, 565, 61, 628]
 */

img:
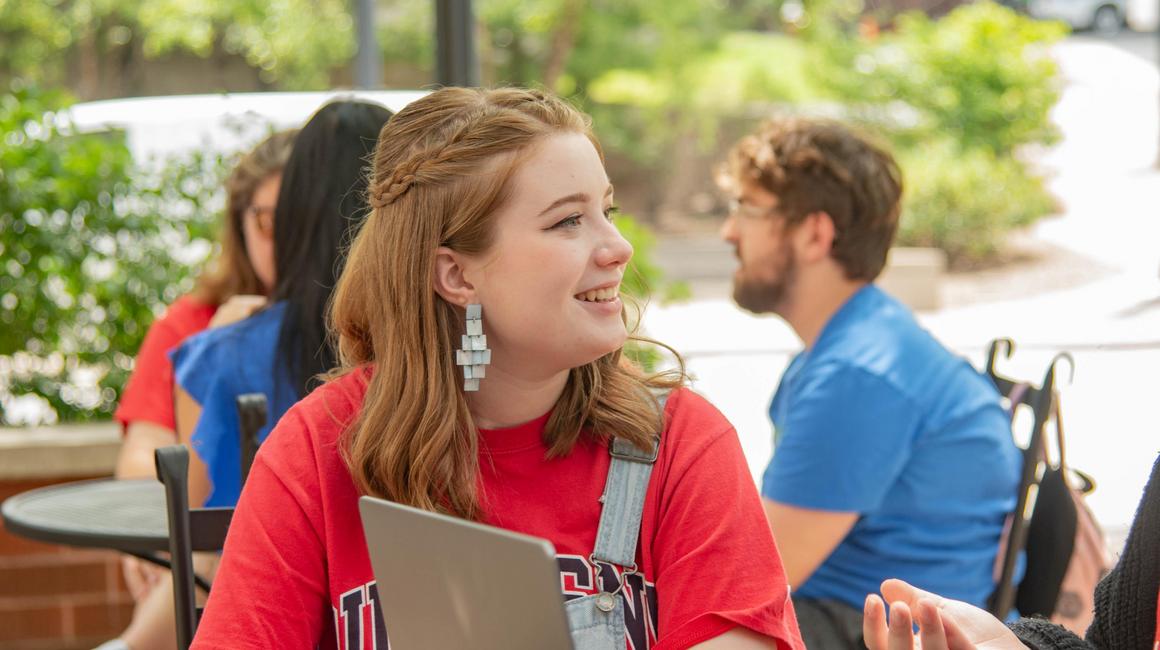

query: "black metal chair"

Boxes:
[154, 445, 234, 649]
[235, 393, 268, 484]
[155, 394, 266, 647]
[983, 337, 1076, 620]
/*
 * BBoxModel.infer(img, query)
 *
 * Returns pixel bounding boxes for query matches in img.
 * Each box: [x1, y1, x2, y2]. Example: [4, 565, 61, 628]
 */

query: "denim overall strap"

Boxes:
[592, 393, 667, 569]
[592, 436, 659, 568]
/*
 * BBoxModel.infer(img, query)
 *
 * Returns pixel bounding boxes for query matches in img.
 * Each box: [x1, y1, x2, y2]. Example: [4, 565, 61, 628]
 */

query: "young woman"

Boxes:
[103, 130, 295, 650]
[191, 87, 804, 650]
[173, 98, 394, 509]
[113, 128, 296, 483]
[104, 102, 389, 650]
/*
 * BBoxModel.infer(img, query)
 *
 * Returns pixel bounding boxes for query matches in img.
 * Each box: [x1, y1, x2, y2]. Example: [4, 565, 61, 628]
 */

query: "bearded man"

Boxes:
[718, 119, 1022, 649]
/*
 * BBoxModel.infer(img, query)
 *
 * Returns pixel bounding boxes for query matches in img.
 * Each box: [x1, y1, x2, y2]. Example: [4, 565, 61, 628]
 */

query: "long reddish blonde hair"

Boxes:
[329, 87, 683, 519]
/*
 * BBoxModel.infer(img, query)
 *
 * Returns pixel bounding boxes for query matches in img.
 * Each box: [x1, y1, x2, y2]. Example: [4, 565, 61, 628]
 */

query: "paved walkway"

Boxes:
[643, 33, 1160, 545]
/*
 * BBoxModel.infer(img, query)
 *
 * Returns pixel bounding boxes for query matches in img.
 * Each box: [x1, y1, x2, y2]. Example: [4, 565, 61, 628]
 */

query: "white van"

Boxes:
[1027, 0, 1125, 32]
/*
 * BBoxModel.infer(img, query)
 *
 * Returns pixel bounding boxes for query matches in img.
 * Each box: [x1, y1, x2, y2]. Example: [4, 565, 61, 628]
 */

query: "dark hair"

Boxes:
[271, 100, 393, 397]
[720, 118, 903, 281]
[193, 129, 297, 304]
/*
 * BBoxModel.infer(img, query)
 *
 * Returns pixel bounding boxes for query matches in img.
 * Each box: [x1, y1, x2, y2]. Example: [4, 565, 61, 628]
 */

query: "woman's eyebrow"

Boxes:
[537, 192, 589, 217]
[536, 185, 615, 218]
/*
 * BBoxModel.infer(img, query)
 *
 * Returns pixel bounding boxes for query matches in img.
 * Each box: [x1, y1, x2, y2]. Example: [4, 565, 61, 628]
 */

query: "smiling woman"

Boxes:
[191, 87, 806, 650]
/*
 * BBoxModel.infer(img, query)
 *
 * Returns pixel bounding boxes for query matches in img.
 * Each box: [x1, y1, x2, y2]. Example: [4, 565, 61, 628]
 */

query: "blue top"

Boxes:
[761, 285, 1021, 609]
[171, 301, 298, 508]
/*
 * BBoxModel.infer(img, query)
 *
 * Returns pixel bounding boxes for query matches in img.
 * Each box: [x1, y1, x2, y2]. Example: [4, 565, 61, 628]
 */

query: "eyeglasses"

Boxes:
[244, 205, 275, 237]
[727, 198, 779, 221]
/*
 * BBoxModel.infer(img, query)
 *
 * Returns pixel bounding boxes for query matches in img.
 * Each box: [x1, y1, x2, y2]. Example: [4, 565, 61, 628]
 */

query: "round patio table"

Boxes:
[1, 478, 169, 556]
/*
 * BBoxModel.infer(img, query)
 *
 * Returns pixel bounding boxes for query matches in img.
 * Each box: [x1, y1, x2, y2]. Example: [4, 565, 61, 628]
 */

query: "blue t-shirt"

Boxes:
[171, 301, 298, 508]
[762, 285, 1020, 609]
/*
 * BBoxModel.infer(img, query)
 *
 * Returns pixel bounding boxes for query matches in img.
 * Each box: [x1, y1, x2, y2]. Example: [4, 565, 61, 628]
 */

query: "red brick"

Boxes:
[73, 598, 134, 638]
[0, 603, 64, 642]
[0, 641, 92, 650]
[0, 529, 64, 557]
[0, 557, 112, 598]
[0, 474, 127, 649]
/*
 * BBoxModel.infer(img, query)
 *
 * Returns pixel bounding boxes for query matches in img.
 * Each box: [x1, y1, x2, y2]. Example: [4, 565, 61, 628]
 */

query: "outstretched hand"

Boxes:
[862, 579, 1030, 650]
[209, 294, 267, 328]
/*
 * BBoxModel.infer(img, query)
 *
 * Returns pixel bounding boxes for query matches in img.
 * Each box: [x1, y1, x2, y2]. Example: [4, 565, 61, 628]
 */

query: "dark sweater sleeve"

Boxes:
[1084, 453, 1160, 650]
[1009, 617, 1091, 650]
[1009, 453, 1160, 650]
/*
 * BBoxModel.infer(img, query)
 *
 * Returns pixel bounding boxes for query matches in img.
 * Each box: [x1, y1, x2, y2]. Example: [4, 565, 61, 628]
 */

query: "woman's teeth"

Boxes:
[576, 287, 619, 302]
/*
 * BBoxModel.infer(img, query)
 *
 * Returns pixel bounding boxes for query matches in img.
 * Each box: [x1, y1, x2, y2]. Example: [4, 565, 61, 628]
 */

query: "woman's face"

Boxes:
[463, 132, 633, 380]
[242, 173, 280, 293]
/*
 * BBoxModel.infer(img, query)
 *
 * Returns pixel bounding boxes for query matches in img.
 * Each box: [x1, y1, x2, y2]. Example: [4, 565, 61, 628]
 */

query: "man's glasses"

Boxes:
[727, 198, 779, 221]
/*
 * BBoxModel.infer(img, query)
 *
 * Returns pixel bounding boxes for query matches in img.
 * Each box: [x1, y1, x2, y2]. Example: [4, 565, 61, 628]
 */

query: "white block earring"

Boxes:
[455, 303, 491, 391]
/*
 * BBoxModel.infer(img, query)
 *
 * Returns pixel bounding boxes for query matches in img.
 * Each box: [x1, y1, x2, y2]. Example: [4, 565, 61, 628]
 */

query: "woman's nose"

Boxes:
[596, 222, 633, 268]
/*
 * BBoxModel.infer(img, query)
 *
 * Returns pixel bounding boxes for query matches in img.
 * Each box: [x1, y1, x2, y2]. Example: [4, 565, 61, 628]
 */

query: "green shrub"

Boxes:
[809, 2, 1064, 265]
[897, 142, 1056, 266]
[616, 213, 689, 304]
[819, 2, 1066, 157]
[0, 84, 226, 424]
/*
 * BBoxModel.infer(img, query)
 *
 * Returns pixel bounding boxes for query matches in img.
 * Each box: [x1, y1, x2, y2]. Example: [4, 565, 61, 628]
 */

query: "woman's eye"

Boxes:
[551, 214, 582, 230]
[603, 205, 620, 222]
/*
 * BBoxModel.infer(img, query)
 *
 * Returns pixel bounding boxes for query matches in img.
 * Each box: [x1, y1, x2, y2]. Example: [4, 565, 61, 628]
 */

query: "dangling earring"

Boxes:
[455, 303, 491, 391]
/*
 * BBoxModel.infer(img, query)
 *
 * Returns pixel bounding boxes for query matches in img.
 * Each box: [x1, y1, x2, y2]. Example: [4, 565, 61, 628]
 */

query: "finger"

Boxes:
[863, 594, 890, 650]
[121, 558, 146, 600]
[882, 579, 946, 611]
[937, 614, 975, 650]
[915, 599, 949, 650]
[887, 601, 915, 650]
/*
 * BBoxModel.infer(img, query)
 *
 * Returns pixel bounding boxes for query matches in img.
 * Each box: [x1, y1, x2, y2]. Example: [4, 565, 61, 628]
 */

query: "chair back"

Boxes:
[235, 393, 268, 484]
[983, 338, 1073, 620]
[155, 445, 234, 649]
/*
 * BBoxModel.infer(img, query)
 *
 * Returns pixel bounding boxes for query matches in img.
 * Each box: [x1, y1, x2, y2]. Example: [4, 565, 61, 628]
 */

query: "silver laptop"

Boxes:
[358, 495, 575, 649]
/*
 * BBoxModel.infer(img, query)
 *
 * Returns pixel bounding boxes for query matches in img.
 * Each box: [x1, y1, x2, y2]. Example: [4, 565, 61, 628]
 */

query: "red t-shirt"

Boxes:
[192, 371, 804, 650]
[114, 295, 217, 431]
[1154, 586, 1159, 649]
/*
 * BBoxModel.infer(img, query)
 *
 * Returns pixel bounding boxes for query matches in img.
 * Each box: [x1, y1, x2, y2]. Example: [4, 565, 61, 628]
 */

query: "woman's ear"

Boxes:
[433, 246, 476, 306]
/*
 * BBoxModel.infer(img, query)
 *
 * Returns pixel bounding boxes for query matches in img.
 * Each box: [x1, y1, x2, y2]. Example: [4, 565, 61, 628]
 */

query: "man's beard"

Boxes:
[732, 244, 796, 315]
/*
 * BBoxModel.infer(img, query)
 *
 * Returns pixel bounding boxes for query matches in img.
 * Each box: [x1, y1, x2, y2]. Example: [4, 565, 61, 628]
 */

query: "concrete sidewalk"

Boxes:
[642, 34, 1160, 543]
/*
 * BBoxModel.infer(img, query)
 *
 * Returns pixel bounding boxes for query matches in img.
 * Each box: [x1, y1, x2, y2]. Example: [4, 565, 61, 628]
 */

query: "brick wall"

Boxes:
[1, 476, 134, 650]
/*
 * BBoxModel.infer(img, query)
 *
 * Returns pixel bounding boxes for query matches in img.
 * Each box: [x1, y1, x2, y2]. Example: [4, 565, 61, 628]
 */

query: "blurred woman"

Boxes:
[113, 129, 295, 484]
[109, 130, 294, 640]
[172, 99, 393, 510]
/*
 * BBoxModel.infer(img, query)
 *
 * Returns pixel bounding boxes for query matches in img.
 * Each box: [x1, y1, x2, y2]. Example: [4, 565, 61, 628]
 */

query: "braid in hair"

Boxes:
[368, 107, 508, 209]
[370, 159, 422, 208]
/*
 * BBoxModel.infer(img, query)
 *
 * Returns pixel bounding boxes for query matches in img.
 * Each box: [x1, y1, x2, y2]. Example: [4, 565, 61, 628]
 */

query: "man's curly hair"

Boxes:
[719, 118, 903, 281]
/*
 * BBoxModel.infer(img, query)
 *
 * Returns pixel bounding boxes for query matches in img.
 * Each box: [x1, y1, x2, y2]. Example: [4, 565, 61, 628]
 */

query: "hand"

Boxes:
[863, 579, 1030, 650]
[208, 294, 267, 328]
[121, 555, 165, 602]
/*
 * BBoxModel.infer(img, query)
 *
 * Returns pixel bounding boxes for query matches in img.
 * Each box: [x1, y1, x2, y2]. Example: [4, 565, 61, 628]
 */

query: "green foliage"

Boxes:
[616, 214, 688, 304]
[0, 84, 226, 424]
[617, 211, 689, 373]
[808, 2, 1065, 264]
[818, 1, 1066, 156]
[896, 141, 1056, 265]
[0, 0, 355, 90]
